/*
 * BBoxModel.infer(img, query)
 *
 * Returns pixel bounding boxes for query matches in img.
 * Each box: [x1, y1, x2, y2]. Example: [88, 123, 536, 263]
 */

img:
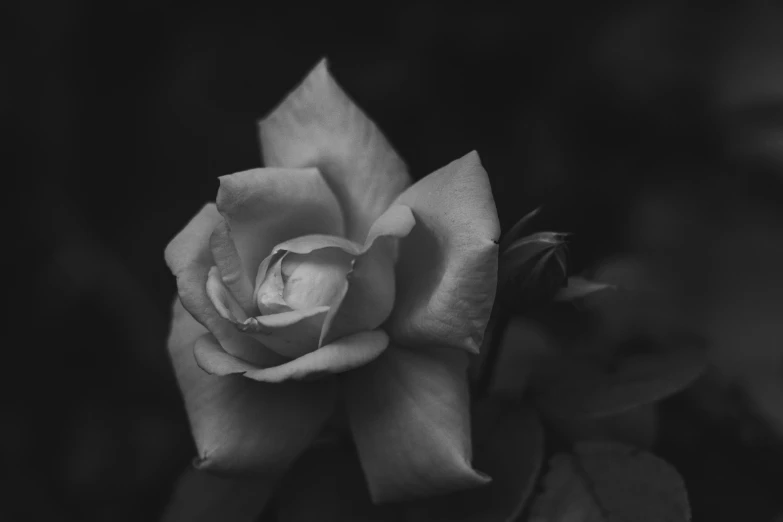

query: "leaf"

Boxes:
[528, 442, 691, 522]
[535, 340, 707, 419]
[161, 465, 278, 522]
[548, 403, 659, 449]
[488, 317, 556, 399]
[499, 207, 541, 253]
[403, 401, 545, 522]
[498, 232, 569, 308]
[554, 276, 615, 302]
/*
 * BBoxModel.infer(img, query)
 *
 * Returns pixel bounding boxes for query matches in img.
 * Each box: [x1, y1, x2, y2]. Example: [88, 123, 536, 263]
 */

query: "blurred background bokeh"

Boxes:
[8, 1, 783, 520]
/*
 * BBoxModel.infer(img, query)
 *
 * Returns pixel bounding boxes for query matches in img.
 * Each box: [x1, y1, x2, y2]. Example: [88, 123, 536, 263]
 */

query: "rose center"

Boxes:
[256, 248, 353, 314]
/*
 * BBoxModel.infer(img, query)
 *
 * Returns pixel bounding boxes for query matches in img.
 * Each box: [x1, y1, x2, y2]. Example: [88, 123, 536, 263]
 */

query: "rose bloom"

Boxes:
[165, 59, 500, 503]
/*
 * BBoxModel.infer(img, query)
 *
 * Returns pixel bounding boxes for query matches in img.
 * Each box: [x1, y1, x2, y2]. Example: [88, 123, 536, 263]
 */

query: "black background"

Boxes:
[9, 1, 783, 520]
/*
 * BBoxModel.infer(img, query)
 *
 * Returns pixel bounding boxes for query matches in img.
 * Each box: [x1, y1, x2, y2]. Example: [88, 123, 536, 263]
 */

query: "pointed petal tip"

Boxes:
[464, 149, 481, 162]
[368, 465, 492, 505]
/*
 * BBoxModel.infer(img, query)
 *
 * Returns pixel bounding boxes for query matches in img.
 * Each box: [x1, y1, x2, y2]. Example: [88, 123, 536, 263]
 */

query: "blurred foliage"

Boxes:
[8, 0, 783, 520]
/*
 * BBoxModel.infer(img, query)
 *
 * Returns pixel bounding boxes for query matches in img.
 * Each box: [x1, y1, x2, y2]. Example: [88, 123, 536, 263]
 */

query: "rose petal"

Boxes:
[206, 266, 250, 324]
[341, 342, 489, 503]
[321, 205, 416, 345]
[167, 298, 335, 475]
[271, 234, 362, 257]
[217, 167, 344, 280]
[161, 465, 278, 522]
[242, 330, 389, 383]
[259, 59, 410, 242]
[209, 219, 256, 315]
[254, 253, 291, 315]
[239, 307, 330, 359]
[165, 204, 281, 366]
[402, 403, 545, 522]
[388, 152, 500, 355]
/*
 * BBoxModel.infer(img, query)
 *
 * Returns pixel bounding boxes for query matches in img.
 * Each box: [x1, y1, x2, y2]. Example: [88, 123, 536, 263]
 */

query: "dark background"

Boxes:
[9, 1, 783, 520]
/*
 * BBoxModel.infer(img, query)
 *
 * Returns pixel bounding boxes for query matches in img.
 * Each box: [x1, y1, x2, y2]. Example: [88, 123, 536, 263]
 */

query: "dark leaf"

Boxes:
[499, 207, 542, 253]
[535, 340, 707, 419]
[403, 402, 545, 522]
[554, 276, 615, 302]
[161, 465, 277, 522]
[528, 442, 690, 522]
[548, 403, 659, 449]
[498, 232, 569, 309]
[488, 317, 556, 399]
[275, 441, 402, 522]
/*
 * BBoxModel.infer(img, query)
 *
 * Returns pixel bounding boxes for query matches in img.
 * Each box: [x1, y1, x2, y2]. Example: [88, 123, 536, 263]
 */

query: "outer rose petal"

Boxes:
[196, 329, 389, 384]
[167, 298, 335, 474]
[341, 342, 489, 503]
[259, 59, 410, 242]
[217, 167, 344, 280]
[388, 151, 501, 354]
[164, 204, 280, 366]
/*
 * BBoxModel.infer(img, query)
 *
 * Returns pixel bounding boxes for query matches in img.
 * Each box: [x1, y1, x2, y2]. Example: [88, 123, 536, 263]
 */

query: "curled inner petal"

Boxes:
[208, 265, 328, 359]
[282, 248, 353, 309]
[238, 308, 330, 359]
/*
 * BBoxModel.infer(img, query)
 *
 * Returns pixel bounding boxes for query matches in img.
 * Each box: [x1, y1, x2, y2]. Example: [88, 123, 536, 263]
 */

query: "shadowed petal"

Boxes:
[217, 167, 344, 280]
[341, 342, 489, 503]
[388, 152, 500, 354]
[167, 298, 335, 474]
[165, 204, 280, 366]
[259, 59, 410, 242]
[161, 465, 278, 522]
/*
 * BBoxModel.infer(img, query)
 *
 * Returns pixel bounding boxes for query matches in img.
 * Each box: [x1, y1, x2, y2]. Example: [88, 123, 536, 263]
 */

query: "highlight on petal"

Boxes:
[388, 151, 501, 355]
[225, 330, 390, 383]
[217, 167, 345, 280]
[259, 58, 410, 242]
[164, 204, 281, 367]
[166, 298, 335, 475]
[341, 342, 489, 503]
